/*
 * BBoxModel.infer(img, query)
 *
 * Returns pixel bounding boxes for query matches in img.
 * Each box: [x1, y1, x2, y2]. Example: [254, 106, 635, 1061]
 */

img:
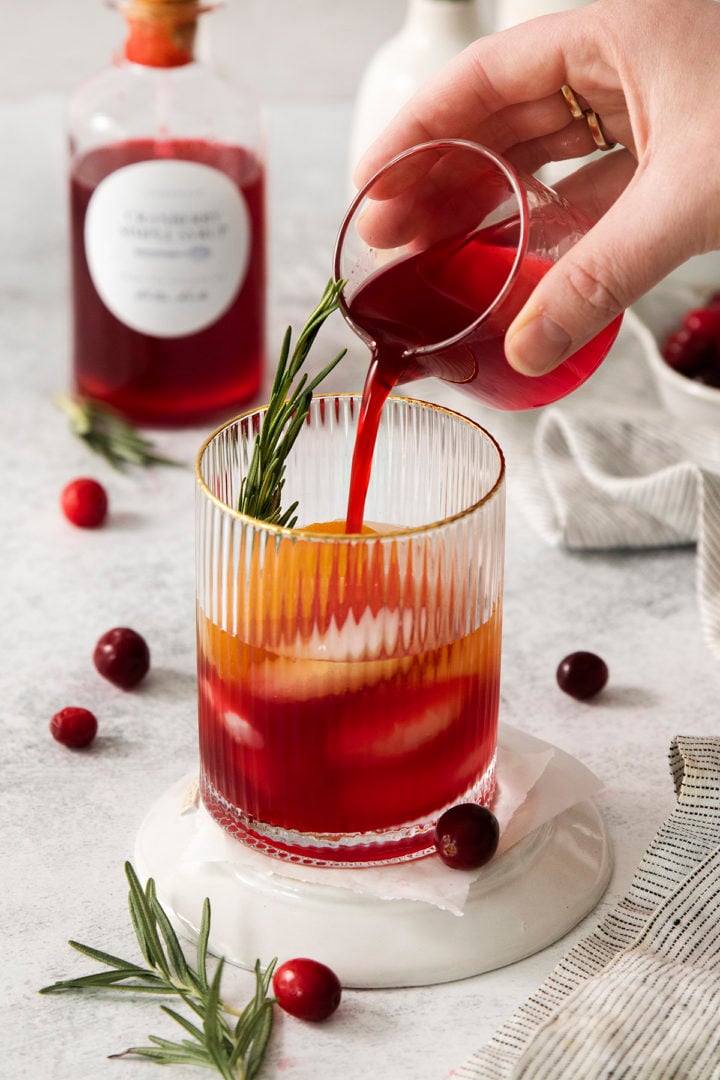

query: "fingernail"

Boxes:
[506, 315, 572, 376]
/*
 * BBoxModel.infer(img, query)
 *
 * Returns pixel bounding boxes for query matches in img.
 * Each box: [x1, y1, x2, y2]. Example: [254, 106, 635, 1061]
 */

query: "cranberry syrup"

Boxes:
[70, 138, 265, 426]
[345, 232, 620, 530]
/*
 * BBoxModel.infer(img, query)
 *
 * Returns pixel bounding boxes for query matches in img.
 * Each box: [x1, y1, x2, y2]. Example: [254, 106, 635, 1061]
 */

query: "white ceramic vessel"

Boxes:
[634, 283, 720, 430]
[348, 0, 489, 183]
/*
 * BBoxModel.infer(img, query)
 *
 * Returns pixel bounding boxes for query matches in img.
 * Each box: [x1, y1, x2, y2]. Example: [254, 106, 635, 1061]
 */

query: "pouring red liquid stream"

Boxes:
[344, 232, 621, 532]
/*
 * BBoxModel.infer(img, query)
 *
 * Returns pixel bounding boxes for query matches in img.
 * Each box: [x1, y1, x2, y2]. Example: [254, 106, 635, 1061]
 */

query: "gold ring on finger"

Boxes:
[560, 84, 617, 151]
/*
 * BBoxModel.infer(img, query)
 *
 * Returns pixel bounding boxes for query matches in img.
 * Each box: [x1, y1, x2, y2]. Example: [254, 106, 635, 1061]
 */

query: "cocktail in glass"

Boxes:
[196, 394, 505, 865]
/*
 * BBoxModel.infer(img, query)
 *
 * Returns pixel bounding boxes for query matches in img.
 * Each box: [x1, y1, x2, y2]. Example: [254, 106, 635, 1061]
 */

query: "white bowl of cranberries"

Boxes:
[634, 284, 720, 427]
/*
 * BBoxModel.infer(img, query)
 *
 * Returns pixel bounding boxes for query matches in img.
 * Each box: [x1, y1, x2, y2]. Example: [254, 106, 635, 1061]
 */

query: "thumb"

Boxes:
[505, 176, 698, 376]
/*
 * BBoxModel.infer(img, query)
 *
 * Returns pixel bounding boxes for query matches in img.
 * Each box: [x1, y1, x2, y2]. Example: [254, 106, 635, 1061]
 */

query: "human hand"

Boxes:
[354, 0, 720, 376]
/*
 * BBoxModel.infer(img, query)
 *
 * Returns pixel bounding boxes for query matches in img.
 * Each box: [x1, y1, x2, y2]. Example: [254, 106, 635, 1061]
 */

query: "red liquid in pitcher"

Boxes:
[70, 139, 265, 426]
[345, 233, 622, 412]
[344, 233, 620, 529]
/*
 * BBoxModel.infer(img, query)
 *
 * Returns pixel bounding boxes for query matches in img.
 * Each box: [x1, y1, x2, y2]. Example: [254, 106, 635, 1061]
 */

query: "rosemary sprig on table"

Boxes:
[40, 862, 275, 1080]
[56, 394, 184, 471]
[238, 279, 346, 527]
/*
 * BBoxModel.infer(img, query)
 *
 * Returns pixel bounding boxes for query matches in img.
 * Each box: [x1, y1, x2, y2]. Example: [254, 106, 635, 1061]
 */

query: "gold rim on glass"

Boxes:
[195, 393, 506, 540]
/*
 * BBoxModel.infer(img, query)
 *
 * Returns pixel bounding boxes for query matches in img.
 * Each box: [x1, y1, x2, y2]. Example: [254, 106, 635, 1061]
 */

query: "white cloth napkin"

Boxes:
[458, 735, 720, 1080]
[481, 300, 720, 660]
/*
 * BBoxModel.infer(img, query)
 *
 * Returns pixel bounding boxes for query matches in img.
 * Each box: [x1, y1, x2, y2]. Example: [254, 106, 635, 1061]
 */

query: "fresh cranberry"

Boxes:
[50, 706, 98, 748]
[683, 306, 720, 339]
[556, 651, 609, 700]
[94, 627, 150, 689]
[434, 803, 500, 870]
[272, 958, 342, 1022]
[662, 328, 716, 375]
[61, 478, 108, 528]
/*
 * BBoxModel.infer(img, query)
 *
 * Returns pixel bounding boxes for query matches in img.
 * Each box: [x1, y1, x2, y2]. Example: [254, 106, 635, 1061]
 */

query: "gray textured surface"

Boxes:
[1, 0, 410, 104]
[2, 94, 719, 1080]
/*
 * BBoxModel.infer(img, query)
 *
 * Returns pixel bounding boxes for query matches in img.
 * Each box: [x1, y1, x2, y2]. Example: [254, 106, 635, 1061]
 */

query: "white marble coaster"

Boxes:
[134, 727, 611, 988]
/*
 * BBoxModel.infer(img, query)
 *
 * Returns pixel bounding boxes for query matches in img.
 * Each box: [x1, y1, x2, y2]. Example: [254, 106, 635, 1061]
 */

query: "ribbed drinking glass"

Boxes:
[195, 394, 505, 865]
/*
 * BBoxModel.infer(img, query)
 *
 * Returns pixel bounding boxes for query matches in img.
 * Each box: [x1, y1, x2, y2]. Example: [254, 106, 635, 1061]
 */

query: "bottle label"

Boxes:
[84, 159, 251, 338]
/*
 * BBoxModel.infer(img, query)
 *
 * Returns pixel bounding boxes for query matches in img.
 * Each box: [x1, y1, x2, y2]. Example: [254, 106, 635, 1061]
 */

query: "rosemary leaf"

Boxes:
[126, 866, 171, 979]
[40, 970, 166, 993]
[197, 897, 211, 991]
[203, 961, 225, 1051]
[40, 862, 276, 1078]
[230, 960, 277, 1075]
[66, 939, 150, 971]
[151, 892, 192, 985]
[276, 502, 299, 530]
[238, 279, 346, 524]
[56, 394, 184, 471]
[110, 1045, 211, 1066]
[160, 1005, 206, 1043]
[246, 1006, 274, 1080]
[232, 1001, 273, 1067]
[146, 1037, 211, 1061]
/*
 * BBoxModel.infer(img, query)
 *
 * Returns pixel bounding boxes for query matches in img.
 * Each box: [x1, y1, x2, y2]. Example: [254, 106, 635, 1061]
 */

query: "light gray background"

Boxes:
[2, 0, 433, 103]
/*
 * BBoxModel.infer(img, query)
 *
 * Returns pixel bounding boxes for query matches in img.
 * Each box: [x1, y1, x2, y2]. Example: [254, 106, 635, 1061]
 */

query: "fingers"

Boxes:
[470, 93, 588, 159]
[505, 172, 698, 375]
[552, 148, 637, 223]
[352, 143, 519, 253]
[353, 99, 592, 207]
[503, 122, 598, 177]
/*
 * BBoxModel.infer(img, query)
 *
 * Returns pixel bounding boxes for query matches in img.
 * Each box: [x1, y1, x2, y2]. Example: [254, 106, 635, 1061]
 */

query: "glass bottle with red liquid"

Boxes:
[68, 0, 265, 426]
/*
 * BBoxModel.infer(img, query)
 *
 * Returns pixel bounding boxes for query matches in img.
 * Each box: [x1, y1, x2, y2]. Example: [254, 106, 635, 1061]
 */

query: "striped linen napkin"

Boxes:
[480, 303, 720, 660]
[525, 403, 720, 657]
[458, 736, 720, 1079]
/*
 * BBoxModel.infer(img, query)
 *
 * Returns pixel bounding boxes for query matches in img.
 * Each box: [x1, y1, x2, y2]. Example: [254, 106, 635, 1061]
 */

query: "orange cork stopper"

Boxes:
[120, 0, 211, 67]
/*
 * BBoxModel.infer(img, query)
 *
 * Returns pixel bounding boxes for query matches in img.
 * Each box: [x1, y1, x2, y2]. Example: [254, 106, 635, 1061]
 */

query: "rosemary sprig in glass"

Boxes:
[40, 861, 275, 1080]
[238, 279, 346, 527]
[56, 394, 184, 471]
